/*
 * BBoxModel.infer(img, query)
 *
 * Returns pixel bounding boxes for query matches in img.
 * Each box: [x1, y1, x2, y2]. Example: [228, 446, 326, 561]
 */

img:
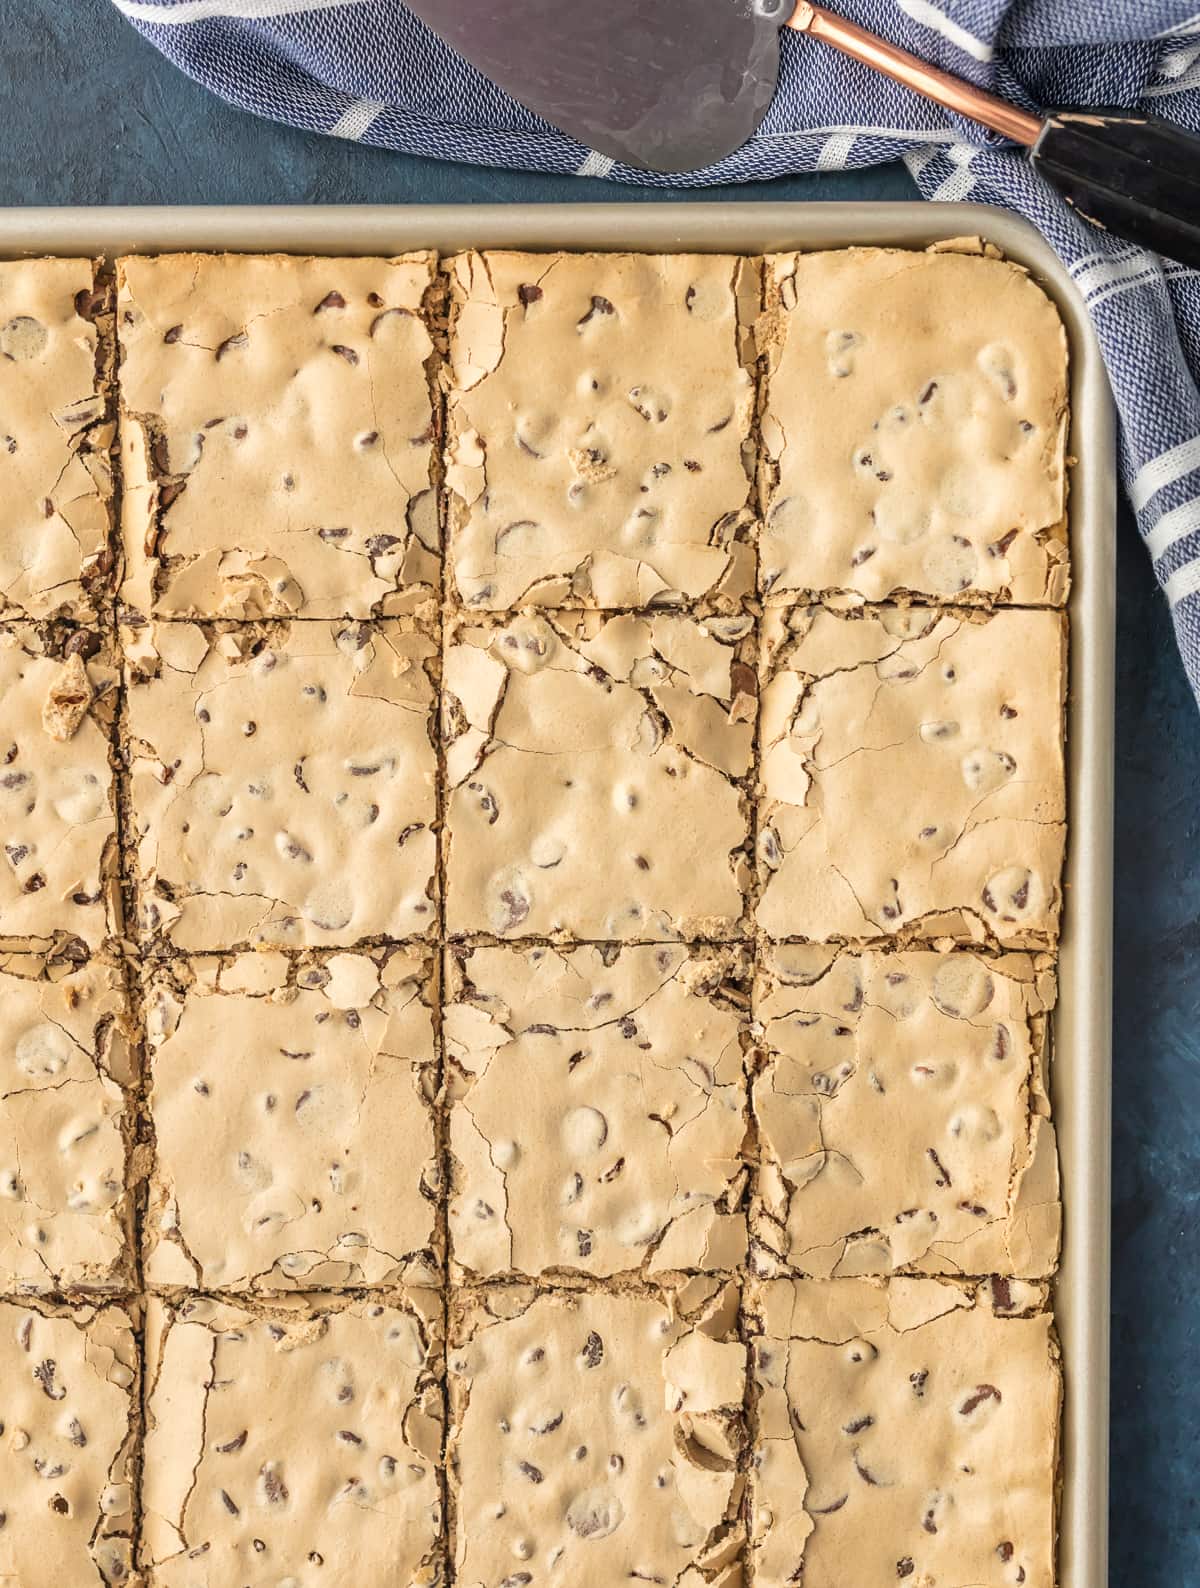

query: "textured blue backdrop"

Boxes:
[3, 2, 1197, 1577]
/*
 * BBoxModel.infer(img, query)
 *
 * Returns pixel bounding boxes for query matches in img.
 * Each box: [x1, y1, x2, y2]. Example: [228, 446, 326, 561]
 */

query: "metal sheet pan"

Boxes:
[0, 202, 1113, 1588]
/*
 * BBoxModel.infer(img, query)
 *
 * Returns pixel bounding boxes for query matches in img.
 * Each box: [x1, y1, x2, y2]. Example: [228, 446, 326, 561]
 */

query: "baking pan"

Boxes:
[0, 202, 1114, 1588]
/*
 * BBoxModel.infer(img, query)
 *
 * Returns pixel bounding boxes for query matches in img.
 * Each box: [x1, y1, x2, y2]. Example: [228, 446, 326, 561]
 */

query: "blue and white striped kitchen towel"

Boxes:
[114, 0, 1200, 703]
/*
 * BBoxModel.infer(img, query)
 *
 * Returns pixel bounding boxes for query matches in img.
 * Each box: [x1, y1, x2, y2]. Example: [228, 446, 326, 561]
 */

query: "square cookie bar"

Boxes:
[118, 252, 439, 619]
[446, 251, 757, 609]
[757, 605, 1066, 948]
[449, 1280, 746, 1588]
[446, 942, 749, 1279]
[125, 618, 438, 951]
[0, 950, 134, 1293]
[0, 1298, 137, 1588]
[143, 947, 438, 1289]
[752, 946, 1059, 1279]
[0, 625, 120, 952]
[0, 259, 114, 620]
[141, 1291, 443, 1588]
[750, 1277, 1059, 1588]
[444, 610, 755, 939]
[758, 245, 1068, 604]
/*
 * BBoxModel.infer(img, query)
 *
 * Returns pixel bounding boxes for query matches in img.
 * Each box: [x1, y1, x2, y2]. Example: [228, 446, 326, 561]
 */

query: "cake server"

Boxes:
[404, 0, 1200, 266]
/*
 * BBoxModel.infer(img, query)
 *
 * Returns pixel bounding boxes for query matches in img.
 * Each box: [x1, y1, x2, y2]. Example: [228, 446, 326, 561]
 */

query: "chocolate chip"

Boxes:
[215, 1430, 247, 1453]
[315, 291, 347, 311]
[517, 1460, 543, 1483]
[33, 1359, 64, 1400]
[163, 324, 183, 344]
[577, 295, 615, 328]
[517, 284, 543, 305]
[258, 1462, 288, 1505]
[215, 331, 248, 361]
[927, 1148, 952, 1188]
[581, 1330, 604, 1368]
[959, 1383, 1001, 1415]
[897, 1559, 915, 1578]
[331, 344, 359, 365]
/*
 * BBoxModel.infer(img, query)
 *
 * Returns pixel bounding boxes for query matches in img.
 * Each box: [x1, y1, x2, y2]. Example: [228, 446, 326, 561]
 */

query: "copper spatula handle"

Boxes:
[788, 1, 1044, 146]
[787, 1, 1200, 266]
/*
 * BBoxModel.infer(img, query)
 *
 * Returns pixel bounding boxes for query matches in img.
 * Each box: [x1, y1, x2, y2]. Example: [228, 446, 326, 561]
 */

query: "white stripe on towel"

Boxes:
[817, 132, 857, 170]
[1164, 555, 1200, 607]
[929, 144, 977, 202]
[1147, 497, 1200, 563]
[329, 98, 384, 140]
[1132, 435, 1200, 514]
[895, 0, 994, 62]
[575, 150, 615, 179]
[115, 0, 361, 22]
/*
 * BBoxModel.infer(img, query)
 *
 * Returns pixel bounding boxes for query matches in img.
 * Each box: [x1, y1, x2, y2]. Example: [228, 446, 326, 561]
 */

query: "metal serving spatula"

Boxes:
[404, 0, 1200, 266]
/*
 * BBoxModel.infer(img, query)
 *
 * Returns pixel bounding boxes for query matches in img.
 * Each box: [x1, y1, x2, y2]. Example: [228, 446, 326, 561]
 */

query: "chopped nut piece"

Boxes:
[41, 653, 94, 742]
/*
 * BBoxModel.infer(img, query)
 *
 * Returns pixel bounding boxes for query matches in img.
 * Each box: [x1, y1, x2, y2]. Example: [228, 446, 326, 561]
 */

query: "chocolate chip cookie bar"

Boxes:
[448, 1280, 746, 1588]
[444, 609, 755, 940]
[757, 605, 1067, 948]
[143, 947, 438, 1290]
[446, 942, 750, 1279]
[0, 1298, 137, 1587]
[0, 259, 114, 620]
[0, 243, 1079, 1586]
[140, 1290, 443, 1588]
[445, 250, 757, 610]
[118, 253, 439, 620]
[758, 243, 1069, 605]
[0, 949, 133, 1293]
[750, 1276, 1059, 1588]
[125, 618, 438, 952]
[0, 624, 120, 952]
[752, 946, 1059, 1279]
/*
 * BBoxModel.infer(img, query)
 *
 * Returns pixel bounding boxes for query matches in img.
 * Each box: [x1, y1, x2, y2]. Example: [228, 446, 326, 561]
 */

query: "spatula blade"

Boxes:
[403, 0, 787, 173]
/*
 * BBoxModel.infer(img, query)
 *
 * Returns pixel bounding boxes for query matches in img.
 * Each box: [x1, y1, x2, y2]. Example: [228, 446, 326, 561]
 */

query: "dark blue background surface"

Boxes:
[4, 3, 1197, 1578]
